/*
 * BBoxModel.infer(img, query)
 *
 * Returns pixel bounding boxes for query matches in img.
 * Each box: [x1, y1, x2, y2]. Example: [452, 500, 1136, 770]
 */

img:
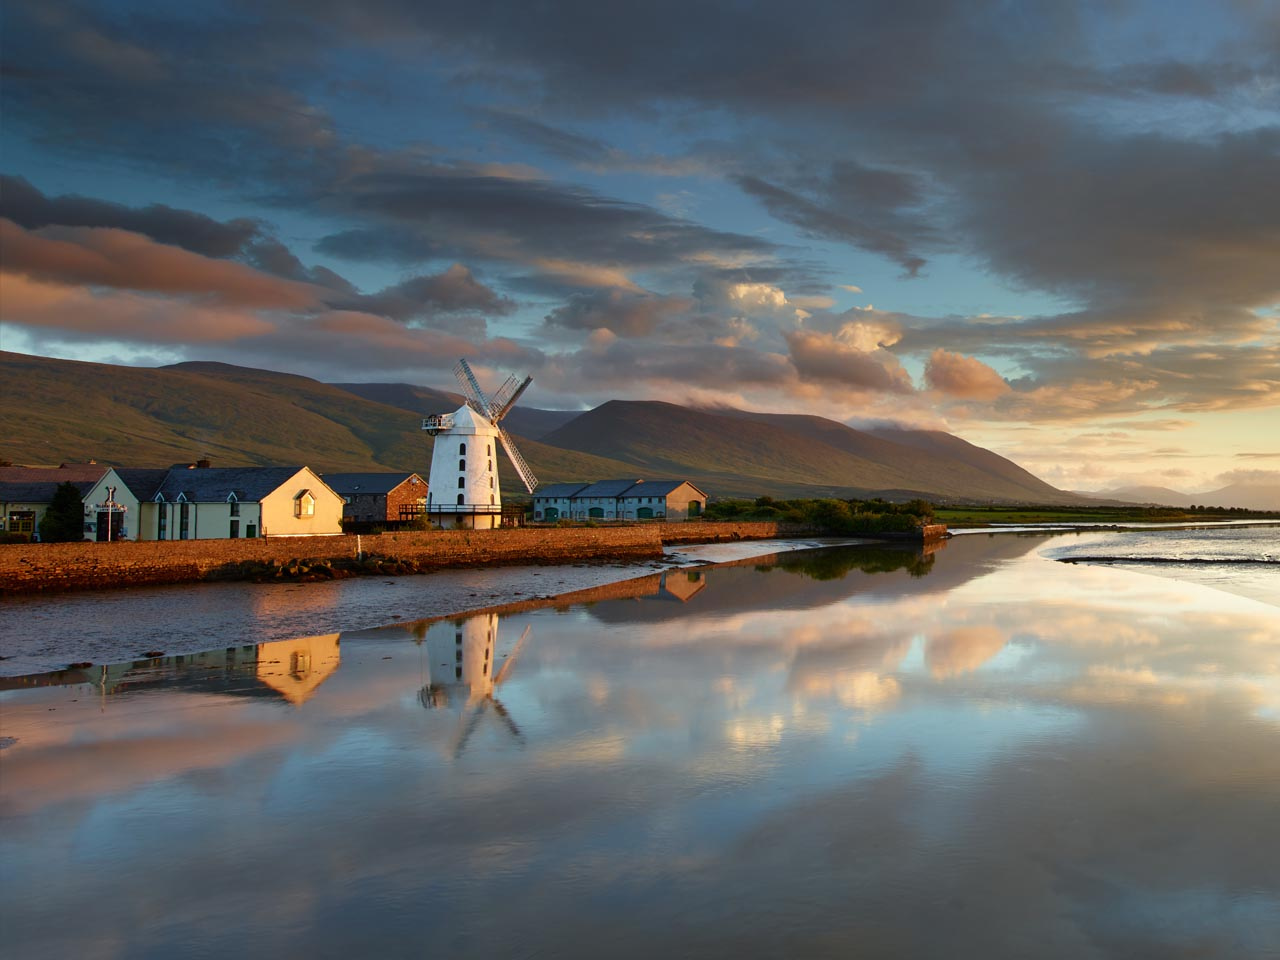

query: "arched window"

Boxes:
[488, 460, 492, 472]
[489, 476, 494, 488]
[456, 494, 465, 505]
[489, 494, 495, 504]
[459, 443, 467, 456]
[457, 477, 465, 488]
[458, 459, 466, 471]
[486, 444, 491, 455]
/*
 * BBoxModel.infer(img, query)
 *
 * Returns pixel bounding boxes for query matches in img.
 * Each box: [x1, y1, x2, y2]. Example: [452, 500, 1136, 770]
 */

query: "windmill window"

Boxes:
[486, 445, 491, 455]
[488, 460, 492, 472]
[489, 476, 494, 488]
[489, 494, 494, 504]
[455, 666, 462, 680]
[459, 443, 467, 456]
[456, 494, 465, 505]
[458, 477, 465, 488]
[459, 459, 466, 471]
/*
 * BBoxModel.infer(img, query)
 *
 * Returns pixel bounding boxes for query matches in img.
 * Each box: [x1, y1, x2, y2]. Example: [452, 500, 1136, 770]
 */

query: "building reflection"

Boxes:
[0, 634, 343, 705]
[415, 613, 529, 757]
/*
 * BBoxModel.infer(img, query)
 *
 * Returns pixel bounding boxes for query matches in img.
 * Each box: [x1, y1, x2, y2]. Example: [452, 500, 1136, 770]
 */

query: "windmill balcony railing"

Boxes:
[422, 414, 455, 434]
[419, 503, 504, 515]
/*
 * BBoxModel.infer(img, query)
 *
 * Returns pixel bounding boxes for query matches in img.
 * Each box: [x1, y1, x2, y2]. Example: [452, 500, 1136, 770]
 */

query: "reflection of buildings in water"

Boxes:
[658, 570, 707, 603]
[77, 634, 342, 705]
[416, 613, 529, 756]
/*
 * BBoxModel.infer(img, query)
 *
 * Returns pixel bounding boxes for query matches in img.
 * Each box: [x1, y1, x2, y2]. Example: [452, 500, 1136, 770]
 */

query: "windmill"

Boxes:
[421, 358, 538, 529]
[417, 614, 532, 759]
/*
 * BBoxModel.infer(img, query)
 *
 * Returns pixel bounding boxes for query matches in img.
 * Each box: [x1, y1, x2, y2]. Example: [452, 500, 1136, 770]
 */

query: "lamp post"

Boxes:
[95, 485, 127, 542]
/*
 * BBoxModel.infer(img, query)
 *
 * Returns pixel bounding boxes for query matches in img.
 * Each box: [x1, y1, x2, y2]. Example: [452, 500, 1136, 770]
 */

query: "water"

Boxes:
[2, 529, 1278, 958]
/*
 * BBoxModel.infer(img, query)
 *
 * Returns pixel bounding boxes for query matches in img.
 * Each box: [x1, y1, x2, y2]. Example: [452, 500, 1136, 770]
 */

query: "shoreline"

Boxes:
[0, 537, 868, 678]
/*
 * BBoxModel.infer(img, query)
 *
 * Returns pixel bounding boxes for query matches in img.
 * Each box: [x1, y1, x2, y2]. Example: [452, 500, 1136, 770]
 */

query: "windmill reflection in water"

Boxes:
[417, 612, 532, 758]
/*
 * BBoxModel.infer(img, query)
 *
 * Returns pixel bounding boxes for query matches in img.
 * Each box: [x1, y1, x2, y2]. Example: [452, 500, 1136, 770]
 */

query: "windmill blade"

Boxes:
[489, 375, 533, 423]
[492, 625, 532, 687]
[450, 700, 489, 759]
[453, 358, 494, 420]
[496, 424, 538, 493]
[489, 698, 525, 745]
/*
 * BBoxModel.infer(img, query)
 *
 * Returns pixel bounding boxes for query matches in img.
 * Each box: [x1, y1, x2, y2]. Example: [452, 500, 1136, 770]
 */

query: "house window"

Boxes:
[230, 500, 240, 517]
[157, 507, 168, 539]
[294, 491, 315, 517]
[179, 503, 190, 539]
[459, 443, 467, 456]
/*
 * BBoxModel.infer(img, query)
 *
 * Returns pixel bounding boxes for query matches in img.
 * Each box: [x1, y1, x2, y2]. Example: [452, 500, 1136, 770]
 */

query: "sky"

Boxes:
[1, 0, 1277, 493]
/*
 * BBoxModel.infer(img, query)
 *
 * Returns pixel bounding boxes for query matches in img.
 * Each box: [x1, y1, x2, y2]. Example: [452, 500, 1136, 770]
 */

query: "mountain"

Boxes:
[3, 351, 1083, 503]
[0, 352, 640, 485]
[542, 400, 1083, 502]
[1085, 483, 1280, 511]
[332, 381, 581, 440]
[1087, 485, 1196, 508]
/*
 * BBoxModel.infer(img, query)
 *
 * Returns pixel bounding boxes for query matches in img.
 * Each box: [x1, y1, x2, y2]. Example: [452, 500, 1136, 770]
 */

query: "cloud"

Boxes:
[784, 328, 914, 394]
[1, 219, 318, 308]
[545, 290, 693, 338]
[924, 349, 1010, 400]
[0, 174, 263, 258]
[343, 264, 516, 321]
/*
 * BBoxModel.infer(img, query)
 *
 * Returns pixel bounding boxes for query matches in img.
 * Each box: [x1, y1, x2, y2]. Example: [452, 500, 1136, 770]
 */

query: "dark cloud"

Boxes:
[339, 264, 515, 325]
[313, 167, 777, 278]
[0, 174, 263, 258]
[545, 290, 694, 338]
[736, 173, 930, 277]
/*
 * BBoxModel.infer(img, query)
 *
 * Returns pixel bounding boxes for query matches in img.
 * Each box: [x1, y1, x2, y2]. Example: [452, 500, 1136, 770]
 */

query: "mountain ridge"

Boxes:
[4, 351, 1086, 503]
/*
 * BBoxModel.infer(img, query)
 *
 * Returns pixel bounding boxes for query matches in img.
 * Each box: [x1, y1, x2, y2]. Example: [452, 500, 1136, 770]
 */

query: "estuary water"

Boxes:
[1, 528, 1278, 958]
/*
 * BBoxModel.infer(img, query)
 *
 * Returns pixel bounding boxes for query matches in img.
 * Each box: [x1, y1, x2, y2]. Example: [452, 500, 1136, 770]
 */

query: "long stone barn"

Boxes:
[532, 479, 707, 522]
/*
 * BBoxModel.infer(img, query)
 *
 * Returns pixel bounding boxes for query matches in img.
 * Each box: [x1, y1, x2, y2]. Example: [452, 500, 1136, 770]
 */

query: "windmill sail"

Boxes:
[489, 375, 532, 423]
[453, 359, 494, 420]
[496, 423, 538, 493]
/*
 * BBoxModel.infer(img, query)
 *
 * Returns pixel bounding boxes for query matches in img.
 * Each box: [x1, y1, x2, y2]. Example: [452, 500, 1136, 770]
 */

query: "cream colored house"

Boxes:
[149, 465, 343, 539]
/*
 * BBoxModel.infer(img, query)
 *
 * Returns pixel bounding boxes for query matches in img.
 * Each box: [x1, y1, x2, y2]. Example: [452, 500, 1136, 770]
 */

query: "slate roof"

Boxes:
[0, 478, 99, 503]
[573, 479, 644, 498]
[154, 466, 311, 503]
[534, 478, 707, 500]
[321, 472, 423, 495]
[0, 465, 108, 485]
[618, 479, 707, 498]
[533, 482, 590, 499]
[111, 469, 170, 501]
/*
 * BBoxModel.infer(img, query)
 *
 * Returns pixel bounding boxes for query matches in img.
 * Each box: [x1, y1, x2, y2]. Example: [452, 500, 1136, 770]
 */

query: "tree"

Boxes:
[38, 482, 86, 542]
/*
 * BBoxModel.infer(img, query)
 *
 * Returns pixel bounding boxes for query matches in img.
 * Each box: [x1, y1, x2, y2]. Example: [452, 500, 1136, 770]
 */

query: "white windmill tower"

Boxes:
[421, 358, 539, 529]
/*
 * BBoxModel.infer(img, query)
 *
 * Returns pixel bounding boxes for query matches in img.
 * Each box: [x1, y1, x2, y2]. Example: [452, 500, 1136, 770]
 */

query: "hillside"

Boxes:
[0, 353, 640, 486]
[1091, 483, 1280, 511]
[3, 351, 1083, 503]
[544, 401, 1084, 503]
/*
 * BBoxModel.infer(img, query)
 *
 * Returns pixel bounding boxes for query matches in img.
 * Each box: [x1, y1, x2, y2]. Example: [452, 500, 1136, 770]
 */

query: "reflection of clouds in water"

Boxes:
[792, 670, 902, 710]
[925, 626, 1007, 678]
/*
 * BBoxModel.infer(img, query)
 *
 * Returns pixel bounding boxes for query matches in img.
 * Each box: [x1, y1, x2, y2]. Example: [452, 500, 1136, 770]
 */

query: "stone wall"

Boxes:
[0, 521, 797, 595]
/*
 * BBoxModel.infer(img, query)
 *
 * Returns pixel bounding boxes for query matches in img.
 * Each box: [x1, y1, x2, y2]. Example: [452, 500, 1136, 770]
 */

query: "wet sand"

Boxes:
[0, 537, 863, 677]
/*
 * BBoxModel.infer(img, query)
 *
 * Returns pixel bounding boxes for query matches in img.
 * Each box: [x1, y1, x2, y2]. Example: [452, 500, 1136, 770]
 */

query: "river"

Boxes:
[1, 526, 1277, 958]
